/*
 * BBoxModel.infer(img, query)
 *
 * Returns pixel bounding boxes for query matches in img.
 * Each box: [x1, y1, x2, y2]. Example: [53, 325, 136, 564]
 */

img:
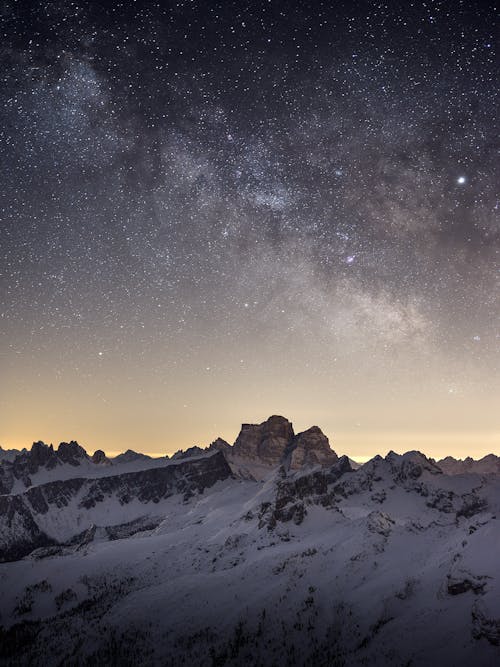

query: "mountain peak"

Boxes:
[92, 450, 110, 465]
[113, 449, 152, 463]
[229, 416, 339, 473]
[289, 425, 338, 470]
[233, 415, 295, 465]
[57, 441, 89, 466]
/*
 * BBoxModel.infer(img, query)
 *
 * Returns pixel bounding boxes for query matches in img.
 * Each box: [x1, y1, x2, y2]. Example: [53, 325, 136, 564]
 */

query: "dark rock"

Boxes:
[57, 441, 89, 466]
[456, 494, 488, 518]
[92, 450, 110, 465]
[472, 602, 500, 645]
[208, 437, 232, 454]
[447, 574, 487, 596]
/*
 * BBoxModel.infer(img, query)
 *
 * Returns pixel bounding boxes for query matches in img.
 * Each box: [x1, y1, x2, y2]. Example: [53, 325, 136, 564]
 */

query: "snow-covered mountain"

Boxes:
[0, 416, 499, 666]
[0, 440, 172, 496]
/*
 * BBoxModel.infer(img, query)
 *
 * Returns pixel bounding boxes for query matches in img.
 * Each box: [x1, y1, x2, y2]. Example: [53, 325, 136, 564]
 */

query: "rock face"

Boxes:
[208, 438, 232, 455]
[289, 426, 338, 470]
[57, 441, 89, 466]
[91, 450, 110, 465]
[233, 416, 295, 465]
[230, 416, 338, 472]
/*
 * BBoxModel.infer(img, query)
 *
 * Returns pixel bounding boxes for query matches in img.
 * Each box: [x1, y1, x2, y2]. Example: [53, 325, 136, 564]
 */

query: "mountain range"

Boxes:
[0, 415, 499, 666]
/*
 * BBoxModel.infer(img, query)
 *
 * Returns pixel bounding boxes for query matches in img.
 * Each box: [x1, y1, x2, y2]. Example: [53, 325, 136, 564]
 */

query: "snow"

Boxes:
[1, 450, 500, 665]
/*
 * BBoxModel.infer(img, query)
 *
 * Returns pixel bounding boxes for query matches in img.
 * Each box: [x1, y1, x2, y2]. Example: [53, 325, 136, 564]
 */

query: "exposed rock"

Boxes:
[0, 446, 27, 462]
[92, 450, 110, 465]
[208, 437, 232, 454]
[472, 602, 500, 645]
[289, 426, 338, 470]
[457, 493, 488, 518]
[230, 416, 339, 472]
[386, 450, 442, 481]
[232, 415, 294, 465]
[258, 457, 353, 528]
[57, 441, 89, 466]
[367, 511, 395, 537]
[20, 441, 59, 474]
[172, 446, 206, 460]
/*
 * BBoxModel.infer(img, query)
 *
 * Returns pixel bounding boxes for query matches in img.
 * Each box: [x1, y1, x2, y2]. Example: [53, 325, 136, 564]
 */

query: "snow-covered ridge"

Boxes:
[437, 454, 500, 475]
[0, 441, 176, 495]
[0, 450, 231, 562]
[2, 416, 498, 497]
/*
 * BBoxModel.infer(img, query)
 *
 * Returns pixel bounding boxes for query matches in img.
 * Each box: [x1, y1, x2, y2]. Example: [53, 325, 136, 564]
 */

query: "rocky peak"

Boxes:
[229, 417, 339, 472]
[386, 450, 442, 480]
[57, 441, 89, 466]
[289, 426, 338, 471]
[232, 415, 294, 465]
[31, 441, 54, 461]
[92, 450, 110, 465]
[172, 446, 205, 460]
[26, 441, 57, 473]
[113, 449, 151, 463]
[208, 437, 232, 454]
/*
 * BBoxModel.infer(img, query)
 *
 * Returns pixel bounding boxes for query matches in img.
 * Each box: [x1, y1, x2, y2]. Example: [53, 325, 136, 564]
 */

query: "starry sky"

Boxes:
[1, 1, 498, 460]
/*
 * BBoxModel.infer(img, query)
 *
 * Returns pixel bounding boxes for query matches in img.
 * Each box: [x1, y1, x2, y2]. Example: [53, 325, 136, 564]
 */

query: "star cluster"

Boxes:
[1, 1, 498, 457]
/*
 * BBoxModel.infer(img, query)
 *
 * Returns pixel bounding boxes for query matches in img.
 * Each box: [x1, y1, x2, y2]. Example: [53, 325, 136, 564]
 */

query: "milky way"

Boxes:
[1, 1, 498, 458]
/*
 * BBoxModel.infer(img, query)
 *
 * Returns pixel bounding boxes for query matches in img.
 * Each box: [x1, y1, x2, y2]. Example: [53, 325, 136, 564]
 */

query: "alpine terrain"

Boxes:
[0, 416, 499, 666]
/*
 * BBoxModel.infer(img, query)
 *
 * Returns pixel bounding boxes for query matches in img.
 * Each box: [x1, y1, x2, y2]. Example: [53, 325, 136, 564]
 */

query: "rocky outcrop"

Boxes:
[0, 441, 91, 494]
[92, 450, 111, 465]
[289, 426, 338, 470]
[386, 451, 442, 481]
[11, 442, 59, 479]
[208, 438, 232, 455]
[472, 602, 500, 645]
[229, 416, 338, 472]
[57, 441, 89, 466]
[172, 446, 205, 460]
[232, 415, 294, 465]
[258, 456, 353, 528]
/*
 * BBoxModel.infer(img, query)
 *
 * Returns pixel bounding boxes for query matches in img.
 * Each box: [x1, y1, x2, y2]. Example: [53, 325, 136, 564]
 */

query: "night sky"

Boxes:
[1, 1, 498, 459]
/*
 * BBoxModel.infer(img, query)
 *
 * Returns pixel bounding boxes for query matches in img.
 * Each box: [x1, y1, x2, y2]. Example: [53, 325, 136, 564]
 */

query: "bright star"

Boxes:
[457, 176, 466, 184]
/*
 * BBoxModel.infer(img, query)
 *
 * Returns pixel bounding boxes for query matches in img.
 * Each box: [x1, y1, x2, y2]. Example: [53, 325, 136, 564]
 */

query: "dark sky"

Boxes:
[1, 1, 498, 458]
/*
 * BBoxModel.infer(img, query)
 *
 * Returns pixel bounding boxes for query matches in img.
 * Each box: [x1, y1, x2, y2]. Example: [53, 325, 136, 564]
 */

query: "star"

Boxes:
[457, 176, 466, 184]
